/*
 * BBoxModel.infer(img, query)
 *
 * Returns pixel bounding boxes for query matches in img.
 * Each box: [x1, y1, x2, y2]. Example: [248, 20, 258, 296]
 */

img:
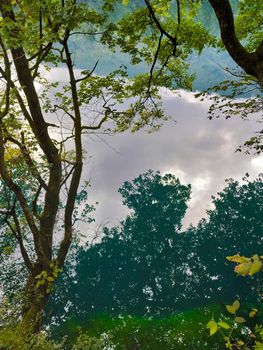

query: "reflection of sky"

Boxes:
[44, 69, 262, 239]
[82, 90, 261, 237]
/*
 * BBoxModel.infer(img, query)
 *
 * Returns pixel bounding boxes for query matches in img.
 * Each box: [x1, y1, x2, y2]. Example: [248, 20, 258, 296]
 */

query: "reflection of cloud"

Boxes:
[42, 67, 259, 237]
[251, 156, 263, 173]
[190, 173, 212, 206]
[81, 90, 259, 236]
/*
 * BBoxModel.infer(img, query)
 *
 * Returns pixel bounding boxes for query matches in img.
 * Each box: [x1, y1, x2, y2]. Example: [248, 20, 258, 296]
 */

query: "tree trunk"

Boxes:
[18, 271, 50, 336]
[208, 0, 263, 88]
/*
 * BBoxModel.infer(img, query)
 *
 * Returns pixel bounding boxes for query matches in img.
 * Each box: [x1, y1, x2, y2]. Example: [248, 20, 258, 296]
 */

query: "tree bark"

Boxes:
[208, 0, 263, 87]
[0, 1, 62, 330]
[17, 269, 50, 336]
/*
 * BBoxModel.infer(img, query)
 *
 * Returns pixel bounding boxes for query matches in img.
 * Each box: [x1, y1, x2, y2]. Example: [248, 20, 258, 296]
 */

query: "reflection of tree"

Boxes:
[49, 172, 263, 323]
[193, 174, 263, 302]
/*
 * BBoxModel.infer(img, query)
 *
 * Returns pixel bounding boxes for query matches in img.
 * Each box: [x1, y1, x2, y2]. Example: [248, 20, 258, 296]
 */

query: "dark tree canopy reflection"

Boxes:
[49, 171, 263, 324]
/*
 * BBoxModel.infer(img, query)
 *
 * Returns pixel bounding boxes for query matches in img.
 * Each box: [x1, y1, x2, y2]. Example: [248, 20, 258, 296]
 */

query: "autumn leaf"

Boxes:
[226, 255, 249, 263]
[234, 317, 246, 323]
[249, 260, 263, 276]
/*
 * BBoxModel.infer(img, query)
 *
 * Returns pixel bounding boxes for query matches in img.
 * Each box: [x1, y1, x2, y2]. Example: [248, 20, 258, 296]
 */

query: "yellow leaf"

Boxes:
[249, 309, 258, 318]
[249, 261, 263, 276]
[207, 320, 215, 328]
[207, 320, 218, 335]
[252, 255, 259, 260]
[218, 321, 230, 329]
[232, 300, 240, 312]
[226, 255, 249, 263]
[237, 340, 244, 345]
[210, 323, 218, 336]
[4, 147, 21, 162]
[36, 280, 45, 288]
[234, 317, 246, 323]
[234, 262, 252, 276]
[226, 305, 236, 314]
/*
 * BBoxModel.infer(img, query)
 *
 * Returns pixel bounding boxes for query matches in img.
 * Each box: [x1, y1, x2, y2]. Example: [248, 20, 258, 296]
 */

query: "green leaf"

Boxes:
[254, 341, 263, 350]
